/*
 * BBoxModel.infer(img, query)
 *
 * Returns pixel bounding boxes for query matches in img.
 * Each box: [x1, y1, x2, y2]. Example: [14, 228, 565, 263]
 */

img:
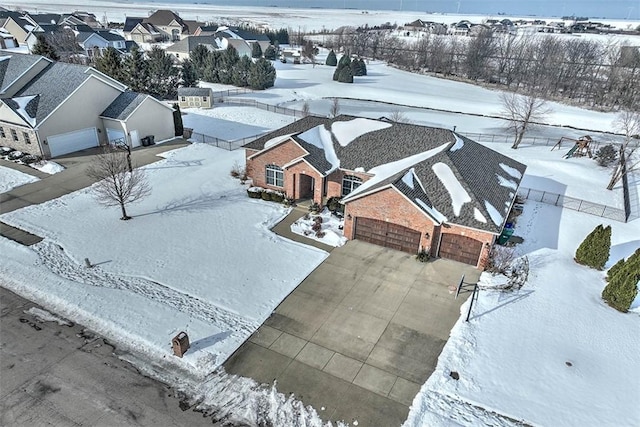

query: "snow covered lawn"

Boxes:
[0, 165, 39, 193]
[0, 144, 328, 373]
[405, 202, 640, 427]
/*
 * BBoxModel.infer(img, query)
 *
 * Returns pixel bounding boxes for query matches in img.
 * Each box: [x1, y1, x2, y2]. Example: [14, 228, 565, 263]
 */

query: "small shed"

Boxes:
[177, 87, 213, 109]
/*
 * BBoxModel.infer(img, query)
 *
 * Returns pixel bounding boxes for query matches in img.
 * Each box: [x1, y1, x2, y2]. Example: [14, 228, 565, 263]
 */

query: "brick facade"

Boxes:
[246, 139, 307, 195]
[436, 223, 495, 268]
[0, 123, 41, 156]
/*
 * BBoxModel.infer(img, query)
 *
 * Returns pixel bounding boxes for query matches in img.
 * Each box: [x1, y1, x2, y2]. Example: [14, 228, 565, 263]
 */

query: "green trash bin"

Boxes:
[498, 223, 515, 244]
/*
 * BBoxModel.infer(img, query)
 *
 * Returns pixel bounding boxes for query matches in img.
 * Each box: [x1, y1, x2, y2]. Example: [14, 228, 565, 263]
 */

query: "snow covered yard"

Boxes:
[405, 202, 640, 426]
[0, 165, 39, 193]
[0, 144, 328, 374]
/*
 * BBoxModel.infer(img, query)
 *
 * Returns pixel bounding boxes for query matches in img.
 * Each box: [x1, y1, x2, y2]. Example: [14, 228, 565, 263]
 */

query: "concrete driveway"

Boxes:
[224, 240, 481, 426]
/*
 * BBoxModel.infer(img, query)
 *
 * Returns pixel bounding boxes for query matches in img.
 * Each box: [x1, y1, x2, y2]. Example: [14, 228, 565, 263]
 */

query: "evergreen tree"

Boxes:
[172, 103, 184, 137]
[338, 64, 354, 83]
[121, 47, 149, 93]
[602, 249, 640, 312]
[32, 34, 60, 61]
[575, 224, 611, 270]
[190, 44, 210, 77]
[248, 58, 276, 90]
[147, 46, 179, 99]
[232, 55, 252, 87]
[326, 49, 337, 66]
[201, 51, 220, 83]
[251, 42, 263, 58]
[219, 46, 240, 85]
[180, 59, 199, 87]
[94, 47, 121, 81]
[359, 58, 367, 75]
[264, 45, 277, 60]
[351, 57, 367, 76]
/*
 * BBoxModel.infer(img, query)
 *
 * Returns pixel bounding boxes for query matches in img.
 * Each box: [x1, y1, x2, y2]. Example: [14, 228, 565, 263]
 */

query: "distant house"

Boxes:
[126, 19, 163, 44]
[77, 30, 127, 58]
[124, 9, 203, 43]
[0, 11, 35, 43]
[193, 25, 218, 36]
[177, 87, 213, 109]
[0, 51, 176, 158]
[404, 19, 447, 35]
[244, 115, 526, 268]
[0, 28, 18, 49]
[165, 35, 217, 61]
[216, 26, 271, 54]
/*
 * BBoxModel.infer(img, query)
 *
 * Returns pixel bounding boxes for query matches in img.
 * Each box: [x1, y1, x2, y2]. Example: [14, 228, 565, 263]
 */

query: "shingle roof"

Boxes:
[95, 30, 125, 42]
[227, 27, 270, 42]
[145, 10, 185, 28]
[247, 115, 526, 233]
[166, 35, 217, 53]
[0, 52, 47, 93]
[100, 91, 147, 120]
[123, 17, 143, 32]
[27, 13, 62, 25]
[177, 87, 211, 96]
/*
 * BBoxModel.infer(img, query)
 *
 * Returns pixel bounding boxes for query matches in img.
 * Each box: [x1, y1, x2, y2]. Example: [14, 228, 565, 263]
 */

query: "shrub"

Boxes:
[602, 249, 640, 312]
[316, 231, 326, 238]
[416, 250, 430, 262]
[486, 246, 516, 274]
[21, 154, 42, 164]
[313, 216, 323, 224]
[8, 151, 24, 160]
[230, 161, 242, 178]
[575, 224, 611, 270]
[326, 50, 337, 66]
[311, 221, 322, 232]
[309, 202, 321, 213]
[270, 192, 284, 203]
[247, 187, 262, 198]
[594, 144, 617, 167]
[326, 196, 343, 213]
[261, 191, 271, 201]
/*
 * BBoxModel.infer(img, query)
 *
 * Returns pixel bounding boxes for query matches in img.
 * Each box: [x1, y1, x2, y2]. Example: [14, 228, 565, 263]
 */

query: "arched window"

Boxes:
[342, 175, 362, 196]
[266, 164, 284, 187]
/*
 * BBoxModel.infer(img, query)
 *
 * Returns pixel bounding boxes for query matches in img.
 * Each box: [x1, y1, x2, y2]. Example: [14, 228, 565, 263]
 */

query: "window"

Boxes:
[202, 96, 208, 102]
[23, 132, 31, 144]
[10, 129, 18, 142]
[0, 126, 5, 138]
[266, 165, 284, 187]
[342, 175, 363, 196]
[181, 96, 186, 102]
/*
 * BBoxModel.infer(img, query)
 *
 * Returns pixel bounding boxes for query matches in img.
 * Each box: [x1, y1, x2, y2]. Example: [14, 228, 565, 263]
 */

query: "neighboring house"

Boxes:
[0, 28, 18, 49]
[0, 51, 176, 158]
[216, 26, 271, 54]
[100, 91, 176, 148]
[177, 87, 213, 109]
[0, 11, 35, 43]
[165, 35, 217, 61]
[193, 25, 218, 36]
[404, 19, 447, 35]
[124, 17, 162, 44]
[25, 25, 82, 58]
[144, 9, 189, 41]
[77, 30, 127, 57]
[244, 115, 526, 268]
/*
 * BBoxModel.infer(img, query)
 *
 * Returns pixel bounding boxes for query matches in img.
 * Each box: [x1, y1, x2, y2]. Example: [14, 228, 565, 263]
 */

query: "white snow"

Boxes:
[449, 133, 464, 152]
[32, 161, 64, 174]
[499, 162, 523, 179]
[12, 95, 37, 126]
[405, 202, 640, 427]
[432, 162, 471, 217]
[473, 207, 487, 223]
[330, 118, 391, 147]
[483, 200, 504, 226]
[290, 208, 347, 247]
[401, 168, 415, 189]
[0, 165, 38, 192]
[1, 144, 328, 375]
[414, 198, 447, 224]
[496, 173, 518, 190]
[25, 307, 73, 326]
[298, 125, 340, 174]
[345, 143, 450, 201]
[263, 133, 296, 149]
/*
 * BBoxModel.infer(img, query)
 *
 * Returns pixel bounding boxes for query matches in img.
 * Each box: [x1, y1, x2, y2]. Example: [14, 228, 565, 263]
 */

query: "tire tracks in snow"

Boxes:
[32, 241, 258, 339]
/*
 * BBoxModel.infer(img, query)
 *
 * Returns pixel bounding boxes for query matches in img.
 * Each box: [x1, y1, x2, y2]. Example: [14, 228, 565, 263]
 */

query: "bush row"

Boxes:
[247, 187, 286, 203]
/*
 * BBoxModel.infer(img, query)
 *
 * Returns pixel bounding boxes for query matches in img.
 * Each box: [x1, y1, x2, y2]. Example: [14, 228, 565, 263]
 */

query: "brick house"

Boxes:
[244, 116, 526, 268]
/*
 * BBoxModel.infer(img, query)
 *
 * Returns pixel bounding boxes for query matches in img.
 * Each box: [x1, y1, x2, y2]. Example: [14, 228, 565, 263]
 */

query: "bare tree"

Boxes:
[301, 101, 311, 117]
[87, 148, 151, 220]
[388, 110, 412, 124]
[329, 97, 340, 118]
[500, 93, 552, 149]
[607, 110, 640, 190]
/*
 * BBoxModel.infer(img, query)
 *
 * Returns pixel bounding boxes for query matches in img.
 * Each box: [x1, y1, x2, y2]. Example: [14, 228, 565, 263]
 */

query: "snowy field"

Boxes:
[1, 144, 328, 374]
[0, 165, 38, 193]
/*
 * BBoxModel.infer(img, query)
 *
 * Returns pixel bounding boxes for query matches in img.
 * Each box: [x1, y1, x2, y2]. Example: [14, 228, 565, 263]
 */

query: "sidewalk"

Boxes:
[271, 205, 335, 253]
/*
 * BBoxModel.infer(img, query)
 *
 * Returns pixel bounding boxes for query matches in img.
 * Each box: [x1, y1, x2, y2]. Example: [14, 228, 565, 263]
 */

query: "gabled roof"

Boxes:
[0, 51, 47, 93]
[178, 87, 212, 96]
[100, 91, 148, 120]
[166, 35, 217, 53]
[220, 27, 270, 42]
[182, 20, 203, 34]
[145, 10, 185, 28]
[247, 115, 526, 233]
[26, 13, 62, 25]
[94, 30, 125, 42]
[123, 17, 143, 32]
[76, 31, 101, 43]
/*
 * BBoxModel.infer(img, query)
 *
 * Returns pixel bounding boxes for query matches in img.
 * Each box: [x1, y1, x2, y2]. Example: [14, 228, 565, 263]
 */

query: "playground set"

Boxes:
[551, 135, 594, 159]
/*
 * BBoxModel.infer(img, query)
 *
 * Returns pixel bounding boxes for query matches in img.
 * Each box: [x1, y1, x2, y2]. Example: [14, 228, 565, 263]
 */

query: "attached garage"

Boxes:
[47, 128, 99, 157]
[438, 233, 483, 266]
[106, 128, 126, 144]
[354, 217, 421, 254]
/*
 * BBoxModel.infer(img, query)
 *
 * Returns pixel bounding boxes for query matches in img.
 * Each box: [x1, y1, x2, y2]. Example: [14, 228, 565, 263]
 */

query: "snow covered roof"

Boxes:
[246, 115, 527, 233]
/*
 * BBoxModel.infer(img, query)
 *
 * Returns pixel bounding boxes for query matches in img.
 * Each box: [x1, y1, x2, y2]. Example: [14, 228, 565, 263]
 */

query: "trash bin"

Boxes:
[497, 226, 515, 245]
[146, 135, 155, 145]
[140, 136, 149, 146]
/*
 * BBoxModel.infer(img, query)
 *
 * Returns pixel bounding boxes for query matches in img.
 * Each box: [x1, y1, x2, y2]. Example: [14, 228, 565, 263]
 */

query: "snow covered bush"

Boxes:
[247, 187, 263, 198]
[416, 250, 430, 262]
[594, 144, 618, 167]
[575, 224, 611, 270]
[485, 245, 516, 274]
[602, 249, 640, 312]
[270, 192, 284, 203]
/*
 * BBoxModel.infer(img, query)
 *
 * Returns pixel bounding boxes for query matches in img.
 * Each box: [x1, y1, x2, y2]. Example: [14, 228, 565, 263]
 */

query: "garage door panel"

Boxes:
[48, 128, 99, 157]
[438, 234, 482, 266]
[354, 217, 420, 254]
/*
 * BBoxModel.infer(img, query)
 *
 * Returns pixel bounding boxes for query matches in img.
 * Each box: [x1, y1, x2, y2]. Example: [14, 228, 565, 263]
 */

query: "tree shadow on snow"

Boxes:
[145, 159, 204, 170]
[190, 331, 232, 352]
[608, 240, 640, 268]
[135, 192, 235, 217]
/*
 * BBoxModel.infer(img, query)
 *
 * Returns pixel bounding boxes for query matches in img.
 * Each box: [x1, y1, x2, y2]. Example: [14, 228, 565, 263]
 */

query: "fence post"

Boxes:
[556, 194, 560, 206]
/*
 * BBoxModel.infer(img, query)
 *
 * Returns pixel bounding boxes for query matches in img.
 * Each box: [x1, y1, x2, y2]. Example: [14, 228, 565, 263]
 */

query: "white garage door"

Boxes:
[48, 128, 99, 157]
[106, 128, 126, 145]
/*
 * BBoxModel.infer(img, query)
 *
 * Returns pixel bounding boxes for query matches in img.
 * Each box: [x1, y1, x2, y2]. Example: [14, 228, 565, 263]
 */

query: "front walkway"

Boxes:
[224, 240, 480, 426]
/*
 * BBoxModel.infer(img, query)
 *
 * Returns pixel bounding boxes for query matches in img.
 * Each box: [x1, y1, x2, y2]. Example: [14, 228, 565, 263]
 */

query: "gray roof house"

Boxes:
[165, 35, 217, 61]
[0, 51, 176, 158]
[245, 115, 526, 267]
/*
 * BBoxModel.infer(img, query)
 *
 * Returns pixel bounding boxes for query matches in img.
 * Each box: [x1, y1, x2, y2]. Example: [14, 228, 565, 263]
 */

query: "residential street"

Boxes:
[0, 286, 218, 427]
